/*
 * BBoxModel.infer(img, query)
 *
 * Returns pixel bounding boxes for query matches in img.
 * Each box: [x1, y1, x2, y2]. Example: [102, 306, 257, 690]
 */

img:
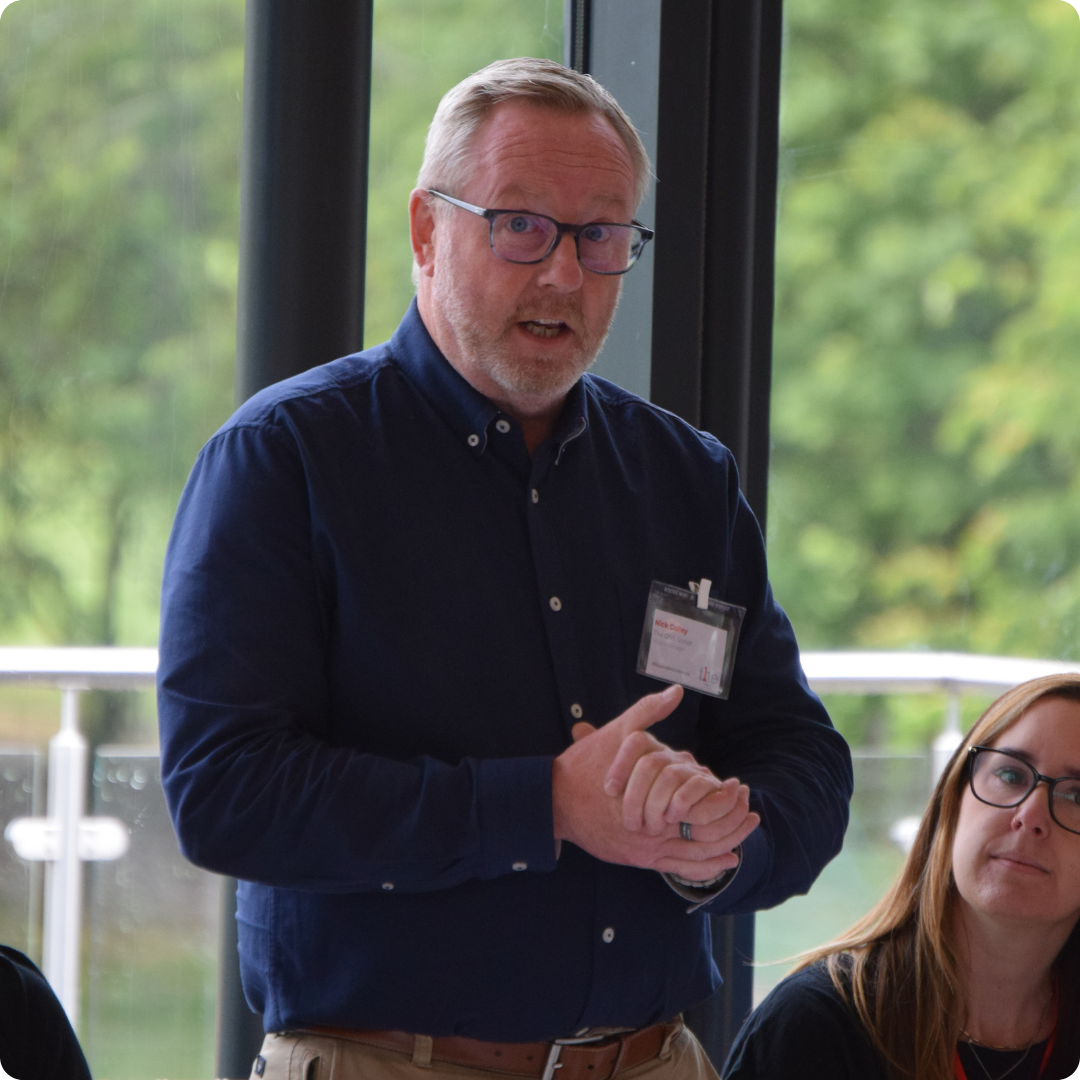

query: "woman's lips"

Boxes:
[990, 851, 1048, 874]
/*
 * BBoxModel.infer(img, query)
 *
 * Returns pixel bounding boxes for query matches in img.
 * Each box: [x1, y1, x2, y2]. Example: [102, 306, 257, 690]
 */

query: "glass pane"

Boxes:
[1, 0, 241, 1071]
[365, 0, 564, 347]
[754, 751, 928, 1000]
[761, 0, 1080, 991]
[0, 747, 43, 958]
[83, 747, 220, 1079]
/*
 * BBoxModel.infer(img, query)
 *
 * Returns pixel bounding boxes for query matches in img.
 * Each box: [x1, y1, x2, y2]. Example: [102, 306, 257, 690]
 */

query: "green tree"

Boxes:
[366, 0, 562, 346]
[0, 0, 244, 647]
[769, 0, 1080, 719]
[0, 0, 561, 652]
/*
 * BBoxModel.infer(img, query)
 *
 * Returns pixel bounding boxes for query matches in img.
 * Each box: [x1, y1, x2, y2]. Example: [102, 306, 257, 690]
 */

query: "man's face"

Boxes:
[413, 101, 638, 411]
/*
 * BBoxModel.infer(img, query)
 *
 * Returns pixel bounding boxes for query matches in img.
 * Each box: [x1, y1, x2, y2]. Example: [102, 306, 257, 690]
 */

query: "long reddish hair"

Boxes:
[793, 674, 1080, 1080]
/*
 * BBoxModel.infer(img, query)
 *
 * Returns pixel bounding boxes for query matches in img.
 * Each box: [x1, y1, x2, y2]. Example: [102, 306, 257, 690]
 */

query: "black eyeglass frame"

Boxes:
[427, 190, 654, 276]
[966, 745, 1080, 835]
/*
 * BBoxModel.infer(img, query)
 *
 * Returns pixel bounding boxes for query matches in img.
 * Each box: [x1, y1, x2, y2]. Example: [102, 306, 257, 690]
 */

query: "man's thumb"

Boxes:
[618, 684, 683, 733]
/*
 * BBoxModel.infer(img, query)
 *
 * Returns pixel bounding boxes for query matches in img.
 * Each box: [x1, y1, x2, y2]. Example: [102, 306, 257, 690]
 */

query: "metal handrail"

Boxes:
[6, 646, 1080, 694]
[3, 644, 1080, 1026]
[0, 647, 157, 690]
[802, 650, 1080, 695]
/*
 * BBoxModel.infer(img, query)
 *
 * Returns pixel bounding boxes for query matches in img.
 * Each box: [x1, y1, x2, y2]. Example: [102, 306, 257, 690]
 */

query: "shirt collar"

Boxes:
[390, 299, 590, 463]
[391, 300, 501, 456]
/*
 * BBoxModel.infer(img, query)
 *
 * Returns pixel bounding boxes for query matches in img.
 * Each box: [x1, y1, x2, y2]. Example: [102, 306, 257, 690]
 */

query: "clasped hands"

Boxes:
[551, 684, 761, 883]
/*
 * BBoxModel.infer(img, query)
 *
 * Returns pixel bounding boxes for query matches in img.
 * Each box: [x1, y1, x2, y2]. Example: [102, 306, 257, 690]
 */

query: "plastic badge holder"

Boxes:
[636, 580, 746, 699]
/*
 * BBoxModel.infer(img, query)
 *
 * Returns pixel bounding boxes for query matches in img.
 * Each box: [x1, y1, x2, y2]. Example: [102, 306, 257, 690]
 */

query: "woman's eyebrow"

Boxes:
[995, 746, 1080, 777]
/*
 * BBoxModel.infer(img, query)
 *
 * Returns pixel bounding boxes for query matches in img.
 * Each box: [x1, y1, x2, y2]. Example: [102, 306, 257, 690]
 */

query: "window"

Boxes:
[756, 0, 1080, 1000]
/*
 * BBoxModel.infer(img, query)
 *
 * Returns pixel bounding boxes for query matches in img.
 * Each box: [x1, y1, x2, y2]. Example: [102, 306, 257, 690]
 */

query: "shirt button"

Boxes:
[602, 927, 615, 943]
[467, 434, 480, 447]
[382, 882, 394, 891]
[531, 488, 539, 504]
[570, 704, 583, 719]
[495, 419, 511, 433]
[512, 861, 528, 871]
[549, 596, 562, 611]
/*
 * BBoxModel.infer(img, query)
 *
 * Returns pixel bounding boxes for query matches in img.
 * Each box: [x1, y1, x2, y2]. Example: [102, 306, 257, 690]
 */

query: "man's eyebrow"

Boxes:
[994, 746, 1080, 777]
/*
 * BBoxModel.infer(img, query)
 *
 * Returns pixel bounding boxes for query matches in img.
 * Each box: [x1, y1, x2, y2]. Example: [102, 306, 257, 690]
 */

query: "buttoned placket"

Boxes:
[525, 418, 591, 740]
[462, 393, 636, 1017]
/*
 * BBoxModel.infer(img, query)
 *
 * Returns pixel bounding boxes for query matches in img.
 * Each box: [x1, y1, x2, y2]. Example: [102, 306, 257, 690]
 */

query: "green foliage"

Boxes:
[366, 0, 563, 347]
[0, 0, 561, 648]
[0, 0, 243, 646]
[768, 0, 1080, 680]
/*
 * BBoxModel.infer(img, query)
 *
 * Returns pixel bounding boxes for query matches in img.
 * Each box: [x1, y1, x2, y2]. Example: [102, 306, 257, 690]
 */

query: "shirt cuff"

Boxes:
[476, 756, 560, 879]
[661, 844, 743, 913]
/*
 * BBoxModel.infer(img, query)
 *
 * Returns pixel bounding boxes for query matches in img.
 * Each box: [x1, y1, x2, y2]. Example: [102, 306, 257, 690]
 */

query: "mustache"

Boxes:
[509, 298, 584, 325]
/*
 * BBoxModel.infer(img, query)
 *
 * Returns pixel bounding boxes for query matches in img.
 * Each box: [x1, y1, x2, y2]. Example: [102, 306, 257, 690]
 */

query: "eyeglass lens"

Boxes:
[971, 749, 1080, 832]
[491, 213, 646, 273]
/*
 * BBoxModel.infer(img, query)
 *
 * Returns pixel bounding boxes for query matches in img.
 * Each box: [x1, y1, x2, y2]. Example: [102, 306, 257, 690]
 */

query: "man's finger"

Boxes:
[611, 684, 682, 737]
[659, 772, 729, 826]
[669, 810, 761, 853]
[571, 721, 597, 743]
[640, 761, 709, 835]
[603, 686, 683, 795]
[664, 778, 743, 825]
[621, 752, 694, 832]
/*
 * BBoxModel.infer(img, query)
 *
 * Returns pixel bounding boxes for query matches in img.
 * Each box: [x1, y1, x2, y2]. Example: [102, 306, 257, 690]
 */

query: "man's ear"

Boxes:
[409, 189, 437, 279]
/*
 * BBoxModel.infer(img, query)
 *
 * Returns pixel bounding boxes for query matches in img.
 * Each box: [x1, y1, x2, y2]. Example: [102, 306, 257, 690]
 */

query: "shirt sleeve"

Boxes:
[157, 420, 559, 893]
[721, 965, 885, 1080]
[691, 472, 854, 915]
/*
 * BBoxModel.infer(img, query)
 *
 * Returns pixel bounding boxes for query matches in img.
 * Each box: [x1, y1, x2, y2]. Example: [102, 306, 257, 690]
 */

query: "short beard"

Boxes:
[432, 243, 618, 404]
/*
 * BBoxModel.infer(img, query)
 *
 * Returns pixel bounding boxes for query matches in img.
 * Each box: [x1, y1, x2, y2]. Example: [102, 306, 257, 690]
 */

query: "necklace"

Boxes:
[958, 988, 1053, 1080]
[959, 1040, 1033, 1080]
[959, 1031, 1039, 1053]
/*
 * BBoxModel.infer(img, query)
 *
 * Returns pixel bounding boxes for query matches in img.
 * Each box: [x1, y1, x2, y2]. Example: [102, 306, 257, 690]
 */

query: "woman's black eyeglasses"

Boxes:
[967, 745, 1080, 835]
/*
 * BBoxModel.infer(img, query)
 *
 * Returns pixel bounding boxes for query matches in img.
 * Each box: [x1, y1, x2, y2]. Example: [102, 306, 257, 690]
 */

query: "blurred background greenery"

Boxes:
[768, 0, 1080, 748]
[1, 0, 1079, 1071]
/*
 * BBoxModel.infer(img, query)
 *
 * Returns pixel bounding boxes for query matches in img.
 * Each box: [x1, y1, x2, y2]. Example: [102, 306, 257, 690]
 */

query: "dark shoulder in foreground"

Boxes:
[722, 961, 885, 1080]
[0, 945, 92, 1079]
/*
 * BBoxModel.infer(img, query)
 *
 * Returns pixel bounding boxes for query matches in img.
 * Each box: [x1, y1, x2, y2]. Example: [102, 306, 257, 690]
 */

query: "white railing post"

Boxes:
[932, 692, 964, 783]
[43, 687, 88, 1027]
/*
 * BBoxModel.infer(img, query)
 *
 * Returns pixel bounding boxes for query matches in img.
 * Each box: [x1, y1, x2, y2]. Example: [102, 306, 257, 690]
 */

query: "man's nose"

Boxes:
[536, 231, 584, 290]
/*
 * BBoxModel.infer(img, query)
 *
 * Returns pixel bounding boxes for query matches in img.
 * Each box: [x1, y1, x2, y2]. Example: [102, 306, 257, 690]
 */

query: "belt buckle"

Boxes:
[540, 1034, 607, 1080]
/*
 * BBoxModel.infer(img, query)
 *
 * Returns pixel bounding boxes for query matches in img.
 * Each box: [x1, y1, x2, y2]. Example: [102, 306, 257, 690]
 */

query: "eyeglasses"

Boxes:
[967, 746, 1080, 835]
[427, 190, 654, 275]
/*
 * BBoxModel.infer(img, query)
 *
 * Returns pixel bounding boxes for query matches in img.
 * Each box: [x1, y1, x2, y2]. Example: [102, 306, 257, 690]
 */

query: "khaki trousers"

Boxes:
[250, 1025, 720, 1080]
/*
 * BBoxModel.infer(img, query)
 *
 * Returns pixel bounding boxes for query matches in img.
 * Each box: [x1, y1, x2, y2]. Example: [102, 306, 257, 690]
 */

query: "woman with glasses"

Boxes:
[723, 673, 1080, 1080]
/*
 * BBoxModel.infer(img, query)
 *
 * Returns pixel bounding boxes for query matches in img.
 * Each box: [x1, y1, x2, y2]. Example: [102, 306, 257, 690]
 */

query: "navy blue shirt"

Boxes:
[158, 301, 852, 1040]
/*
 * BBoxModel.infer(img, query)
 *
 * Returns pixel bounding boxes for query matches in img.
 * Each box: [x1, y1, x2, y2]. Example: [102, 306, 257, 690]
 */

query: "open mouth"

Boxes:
[520, 319, 568, 339]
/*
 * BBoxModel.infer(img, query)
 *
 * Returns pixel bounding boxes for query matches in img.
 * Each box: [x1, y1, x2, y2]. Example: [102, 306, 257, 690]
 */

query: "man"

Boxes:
[158, 58, 851, 1080]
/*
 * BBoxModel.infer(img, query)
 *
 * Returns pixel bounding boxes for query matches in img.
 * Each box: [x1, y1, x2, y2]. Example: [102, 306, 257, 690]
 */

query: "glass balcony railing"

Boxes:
[2, 646, 1079, 1072]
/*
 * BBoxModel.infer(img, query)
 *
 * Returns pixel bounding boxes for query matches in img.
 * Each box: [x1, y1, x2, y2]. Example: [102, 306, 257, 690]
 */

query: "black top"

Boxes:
[0, 945, 92, 1079]
[723, 964, 885, 1080]
[723, 962, 1080, 1080]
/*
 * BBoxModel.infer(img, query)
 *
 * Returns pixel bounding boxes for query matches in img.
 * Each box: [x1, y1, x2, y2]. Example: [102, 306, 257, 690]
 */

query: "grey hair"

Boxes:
[417, 57, 652, 211]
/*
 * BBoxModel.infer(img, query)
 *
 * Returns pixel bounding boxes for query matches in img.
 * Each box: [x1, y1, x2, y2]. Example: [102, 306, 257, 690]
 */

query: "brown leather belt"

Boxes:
[305, 1019, 682, 1080]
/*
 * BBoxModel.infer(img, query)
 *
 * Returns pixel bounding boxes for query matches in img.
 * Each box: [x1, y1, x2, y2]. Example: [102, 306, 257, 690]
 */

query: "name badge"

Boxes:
[636, 580, 745, 699]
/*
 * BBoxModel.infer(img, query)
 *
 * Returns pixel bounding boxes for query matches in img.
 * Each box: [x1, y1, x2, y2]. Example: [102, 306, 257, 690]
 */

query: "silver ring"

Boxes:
[680, 821, 693, 841]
